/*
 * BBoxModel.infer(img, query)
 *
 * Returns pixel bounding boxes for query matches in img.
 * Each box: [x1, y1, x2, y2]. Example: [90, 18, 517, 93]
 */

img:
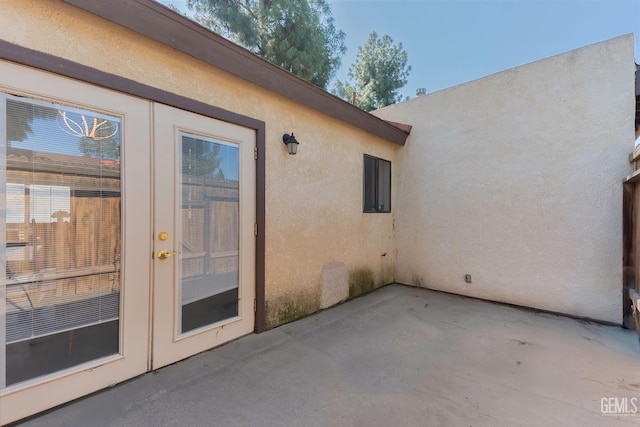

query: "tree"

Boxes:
[6, 100, 58, 144]
[78, 136, 120, 160]
[181, 136, 223, 177]
[334, 32, 411, 112]
[60, 112, 121, 159]
[187, 0, 346, 89]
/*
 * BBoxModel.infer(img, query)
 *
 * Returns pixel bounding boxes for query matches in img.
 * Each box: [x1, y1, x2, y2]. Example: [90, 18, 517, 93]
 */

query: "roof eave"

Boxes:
[63, 0, 409, 146]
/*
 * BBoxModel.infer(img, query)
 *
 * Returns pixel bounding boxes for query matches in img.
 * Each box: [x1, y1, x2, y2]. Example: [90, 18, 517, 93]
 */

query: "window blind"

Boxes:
[3, 95, 122, 345]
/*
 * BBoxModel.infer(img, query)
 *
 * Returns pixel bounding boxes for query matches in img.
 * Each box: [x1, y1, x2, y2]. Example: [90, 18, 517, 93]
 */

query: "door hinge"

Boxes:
[254, 146, 258, 160]
[254, 299, 257, 312]
[254, 223, 258, 236]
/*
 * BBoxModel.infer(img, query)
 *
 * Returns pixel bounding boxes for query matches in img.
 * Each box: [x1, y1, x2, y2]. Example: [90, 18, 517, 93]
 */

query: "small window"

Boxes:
[363, 154, 391, 212]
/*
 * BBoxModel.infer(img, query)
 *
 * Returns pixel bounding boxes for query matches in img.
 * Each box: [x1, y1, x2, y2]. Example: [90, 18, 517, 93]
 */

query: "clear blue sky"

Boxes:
[159, 0, 639, 101]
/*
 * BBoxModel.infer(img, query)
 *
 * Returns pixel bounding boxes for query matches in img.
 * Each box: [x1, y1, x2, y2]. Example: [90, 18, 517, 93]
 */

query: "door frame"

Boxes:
[0, 41, 267, 334]
[0, 42, 266, 425]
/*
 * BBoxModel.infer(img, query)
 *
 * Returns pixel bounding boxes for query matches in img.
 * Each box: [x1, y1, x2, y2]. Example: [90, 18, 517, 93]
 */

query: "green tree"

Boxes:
[78, 136, 120, 160]
[187, 0, 346, 88]
[334, 32, 411, 112]
[6, 100, 58, 144]
[182, 136, 222, 177]
[69, 114, 120, 159]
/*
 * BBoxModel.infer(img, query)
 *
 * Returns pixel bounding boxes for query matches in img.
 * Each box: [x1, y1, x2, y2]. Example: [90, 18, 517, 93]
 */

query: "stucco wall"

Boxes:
[375, 35, 636, 324]
[0, 1, 398, 328]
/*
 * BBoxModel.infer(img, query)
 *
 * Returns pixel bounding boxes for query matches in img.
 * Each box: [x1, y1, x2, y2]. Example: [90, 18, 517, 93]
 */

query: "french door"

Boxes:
[151, 104, 255, 369]
[0, 61, 256, 424]
[0, 60, 151, 424]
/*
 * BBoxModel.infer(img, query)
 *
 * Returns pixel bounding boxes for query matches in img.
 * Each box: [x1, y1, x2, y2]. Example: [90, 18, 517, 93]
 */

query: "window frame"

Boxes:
[363, 154, 392, 213]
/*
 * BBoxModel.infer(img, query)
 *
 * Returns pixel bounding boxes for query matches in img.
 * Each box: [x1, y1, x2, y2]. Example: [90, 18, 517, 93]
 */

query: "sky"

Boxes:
[158, 0, 639, 101]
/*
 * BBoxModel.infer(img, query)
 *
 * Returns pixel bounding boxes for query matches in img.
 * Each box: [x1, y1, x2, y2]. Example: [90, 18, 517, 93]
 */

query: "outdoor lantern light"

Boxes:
[282, 133, 299, 155]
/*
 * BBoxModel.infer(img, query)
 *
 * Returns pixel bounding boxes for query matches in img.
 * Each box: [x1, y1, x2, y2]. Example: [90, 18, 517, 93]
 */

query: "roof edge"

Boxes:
[63, 0, 409, 146]
[385, 121, 413, 133]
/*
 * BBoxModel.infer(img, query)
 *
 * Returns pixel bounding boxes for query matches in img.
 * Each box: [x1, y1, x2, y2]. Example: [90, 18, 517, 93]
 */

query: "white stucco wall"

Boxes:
[375, 34, 636, 324]
[1, 3, 634, 327]
[0, 0, 399, 329]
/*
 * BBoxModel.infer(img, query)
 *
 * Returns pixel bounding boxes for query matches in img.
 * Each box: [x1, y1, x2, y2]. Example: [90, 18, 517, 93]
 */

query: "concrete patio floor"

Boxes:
[16, 284, 640, 426]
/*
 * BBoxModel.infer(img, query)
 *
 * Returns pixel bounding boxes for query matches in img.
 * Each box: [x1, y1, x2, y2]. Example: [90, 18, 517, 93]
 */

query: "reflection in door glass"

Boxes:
[178, 133, 239, 334]
[2, 96, 121, 388]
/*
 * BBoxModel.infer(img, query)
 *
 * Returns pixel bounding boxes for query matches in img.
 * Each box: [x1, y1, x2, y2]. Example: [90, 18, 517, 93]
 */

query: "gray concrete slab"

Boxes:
[15, 284, 640, 426]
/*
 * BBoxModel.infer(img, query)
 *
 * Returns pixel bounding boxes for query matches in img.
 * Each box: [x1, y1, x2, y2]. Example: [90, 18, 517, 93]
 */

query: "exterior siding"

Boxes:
[0, 0, 398, 329]
[375, 34, 636, 324]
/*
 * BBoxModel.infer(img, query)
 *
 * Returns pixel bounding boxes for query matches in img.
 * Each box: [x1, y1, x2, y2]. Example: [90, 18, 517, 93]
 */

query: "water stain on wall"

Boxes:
[412, 274, 425, 287]
[349, 268, 375, 298]
[265, 292, 320, 329]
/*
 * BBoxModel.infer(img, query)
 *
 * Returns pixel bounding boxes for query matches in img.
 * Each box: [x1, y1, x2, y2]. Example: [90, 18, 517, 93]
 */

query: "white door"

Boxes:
[0, 62, 256, 425]
[0, 60, 151, 425]
[152, 104, 255, 369]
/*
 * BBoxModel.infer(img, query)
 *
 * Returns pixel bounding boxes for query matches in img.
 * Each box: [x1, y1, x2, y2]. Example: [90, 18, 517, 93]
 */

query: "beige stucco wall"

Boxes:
[375, 34, 636, 324]
[0, 1, 398, 327]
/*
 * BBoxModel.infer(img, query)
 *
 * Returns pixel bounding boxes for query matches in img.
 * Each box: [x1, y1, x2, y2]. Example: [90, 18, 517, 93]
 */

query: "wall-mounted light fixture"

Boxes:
[282, 133, 299, 155]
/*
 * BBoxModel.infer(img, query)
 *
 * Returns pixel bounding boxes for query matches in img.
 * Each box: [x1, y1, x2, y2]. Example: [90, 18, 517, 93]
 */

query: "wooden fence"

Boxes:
[180, 177, 239, 279]
[5, 146, 241, 342]
[624, 146, 640, 335]
[5, 165, 121, 324]
[5, 168, 240, 328]
[623, 66, 640, 335]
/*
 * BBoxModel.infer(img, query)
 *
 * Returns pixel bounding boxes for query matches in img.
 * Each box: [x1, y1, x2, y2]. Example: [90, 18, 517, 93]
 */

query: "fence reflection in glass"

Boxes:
[2, 95, 121, 388]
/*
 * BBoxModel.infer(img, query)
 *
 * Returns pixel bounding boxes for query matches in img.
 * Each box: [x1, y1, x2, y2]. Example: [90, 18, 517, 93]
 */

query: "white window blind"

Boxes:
[3, 95, 122, 347]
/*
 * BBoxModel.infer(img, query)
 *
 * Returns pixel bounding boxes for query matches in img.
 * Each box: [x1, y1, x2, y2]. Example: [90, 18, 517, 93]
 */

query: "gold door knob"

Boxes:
[157, 250, 181, 260]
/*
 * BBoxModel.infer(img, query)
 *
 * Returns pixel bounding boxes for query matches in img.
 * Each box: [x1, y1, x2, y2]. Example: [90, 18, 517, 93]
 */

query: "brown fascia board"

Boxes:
[63, 0, 409, 146]
[386, 121, 413, 133]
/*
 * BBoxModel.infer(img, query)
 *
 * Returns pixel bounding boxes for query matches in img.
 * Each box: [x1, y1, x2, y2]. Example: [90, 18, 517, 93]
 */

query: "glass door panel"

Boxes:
[179, 133, 239, 334]
[2, 95, 121, 387]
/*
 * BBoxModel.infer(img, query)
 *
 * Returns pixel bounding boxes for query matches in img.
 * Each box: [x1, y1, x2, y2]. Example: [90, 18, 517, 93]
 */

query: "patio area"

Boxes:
[16, 284, 640, 426]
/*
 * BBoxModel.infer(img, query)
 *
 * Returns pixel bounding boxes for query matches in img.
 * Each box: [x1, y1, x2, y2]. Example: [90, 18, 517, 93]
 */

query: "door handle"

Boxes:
[157, 250, 181, 260]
